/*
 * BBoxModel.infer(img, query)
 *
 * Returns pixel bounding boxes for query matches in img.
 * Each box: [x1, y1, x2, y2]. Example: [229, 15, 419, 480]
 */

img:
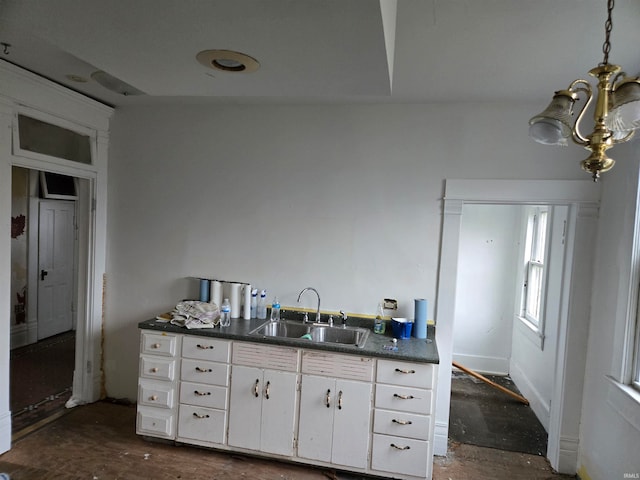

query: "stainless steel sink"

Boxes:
[249, 320, 370, 348]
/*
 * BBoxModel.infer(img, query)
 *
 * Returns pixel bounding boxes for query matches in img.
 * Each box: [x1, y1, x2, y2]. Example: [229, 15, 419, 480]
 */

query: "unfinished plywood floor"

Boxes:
[0, 401, 575, 480]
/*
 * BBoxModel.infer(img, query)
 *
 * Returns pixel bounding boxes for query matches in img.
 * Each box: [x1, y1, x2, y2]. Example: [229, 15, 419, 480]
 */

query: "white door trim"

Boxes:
[434, 179, 600, 474]
[0, 60, 112, 454]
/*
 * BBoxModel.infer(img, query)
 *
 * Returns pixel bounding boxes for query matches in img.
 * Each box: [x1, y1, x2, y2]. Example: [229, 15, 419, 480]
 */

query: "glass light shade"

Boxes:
[529, 92, 576, 146]
[607, 78, 640, 133]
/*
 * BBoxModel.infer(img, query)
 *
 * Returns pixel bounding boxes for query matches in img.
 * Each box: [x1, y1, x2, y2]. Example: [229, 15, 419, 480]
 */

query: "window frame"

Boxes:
[520, 206, 550, 333]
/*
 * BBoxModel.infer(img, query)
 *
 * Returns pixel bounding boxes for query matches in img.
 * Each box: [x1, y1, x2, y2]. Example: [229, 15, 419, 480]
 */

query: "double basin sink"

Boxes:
[249, 319, 370, 348]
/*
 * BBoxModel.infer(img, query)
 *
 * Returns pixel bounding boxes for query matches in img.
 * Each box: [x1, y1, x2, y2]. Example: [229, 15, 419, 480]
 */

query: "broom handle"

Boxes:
[452, 361, 529, 406]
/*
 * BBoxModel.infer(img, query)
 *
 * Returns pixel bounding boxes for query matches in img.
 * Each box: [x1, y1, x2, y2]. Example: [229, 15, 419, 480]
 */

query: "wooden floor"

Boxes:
[0, 401, 575, 480]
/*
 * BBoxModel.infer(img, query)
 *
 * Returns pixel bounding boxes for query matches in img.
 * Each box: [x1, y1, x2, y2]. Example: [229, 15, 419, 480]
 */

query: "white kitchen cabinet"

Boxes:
[298, 374, 372, 469]
[371, 359, 437, 479]
[176, 337, 231, 446]
[136, 331, 181, 440]
[227, 343, 299, 456]
[137, 327, 438, 480]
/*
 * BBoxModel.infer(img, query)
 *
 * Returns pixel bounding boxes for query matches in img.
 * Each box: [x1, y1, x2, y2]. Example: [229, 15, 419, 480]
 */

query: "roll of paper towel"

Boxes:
[230, 283, 242, 318]
[211, 280, 222, 307]
[413, 298, 427, 339]
[199, 279, 210, 302]
[243, 284, 251, 320]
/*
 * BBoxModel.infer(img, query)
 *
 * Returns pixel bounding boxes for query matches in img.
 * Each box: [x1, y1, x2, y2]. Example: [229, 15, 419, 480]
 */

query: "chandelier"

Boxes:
[528, 0, 640, 181]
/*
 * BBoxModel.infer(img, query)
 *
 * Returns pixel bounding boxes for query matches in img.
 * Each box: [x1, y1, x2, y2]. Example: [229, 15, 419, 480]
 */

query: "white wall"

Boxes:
[452, 204, 520, 374]
[510, 205, 568, 432]
[577, 141, 640, 479]
[105, 101, 583, 401]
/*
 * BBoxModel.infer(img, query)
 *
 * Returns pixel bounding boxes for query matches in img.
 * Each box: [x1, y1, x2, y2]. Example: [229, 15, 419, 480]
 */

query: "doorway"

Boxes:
[434, 179, 599, 474]
[9, 167, 79, 433]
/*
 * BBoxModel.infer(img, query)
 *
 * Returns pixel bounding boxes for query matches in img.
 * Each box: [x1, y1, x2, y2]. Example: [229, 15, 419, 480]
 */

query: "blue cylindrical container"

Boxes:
[199, 279, 210, 302]
[413, 298, 427, 339]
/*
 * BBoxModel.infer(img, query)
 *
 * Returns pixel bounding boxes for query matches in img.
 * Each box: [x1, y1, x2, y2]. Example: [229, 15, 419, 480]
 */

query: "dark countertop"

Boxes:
[138, 311, 439, 364]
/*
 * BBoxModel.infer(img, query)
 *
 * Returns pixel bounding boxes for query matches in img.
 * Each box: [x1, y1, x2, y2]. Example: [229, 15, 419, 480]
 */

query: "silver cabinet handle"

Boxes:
[395, 368, 416, 374]
[195, 366, 212, 373]
[196, 344, 214, 350]
[392, 419, 413, 425]
[264, 381, 271, 400]
[325, 389, 331, 408]
[390, 443, 411, 450]
[192, 412, 210, 419]
[254, 379, 260, 397]
[338, 390, 343, 410]
[393, 393, 415, 400]
[194, 390, 211, 396]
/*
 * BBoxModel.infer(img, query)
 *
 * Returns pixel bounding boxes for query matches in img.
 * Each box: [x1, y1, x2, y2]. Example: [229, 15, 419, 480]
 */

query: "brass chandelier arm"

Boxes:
[568, 80, 593, 146]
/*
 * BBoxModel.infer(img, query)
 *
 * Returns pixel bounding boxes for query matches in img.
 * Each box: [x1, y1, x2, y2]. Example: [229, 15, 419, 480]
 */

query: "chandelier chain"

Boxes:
[601, 0, 614, 65]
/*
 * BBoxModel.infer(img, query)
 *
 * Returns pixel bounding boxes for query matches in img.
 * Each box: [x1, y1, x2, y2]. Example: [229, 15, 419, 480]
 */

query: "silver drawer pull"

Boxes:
[390, 443, 411, 450]
[395, 368, 416, 374]
[151, 343, 161, 349]
[393, 393, 415, 400]
[150, 367, 159, 373]
[196, 344, 214, 350]
[149, 395, 158, 401]
[325, 389, 331, 408]
[192, 412, 210, 419]
[392, 419, 413, 425]
[195, 367, 212, 373]
[194, 390, 211, 396]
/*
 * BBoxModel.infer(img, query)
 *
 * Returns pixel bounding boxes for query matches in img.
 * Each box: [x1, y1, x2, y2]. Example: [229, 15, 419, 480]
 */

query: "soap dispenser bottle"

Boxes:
[257, 289, 268, 319]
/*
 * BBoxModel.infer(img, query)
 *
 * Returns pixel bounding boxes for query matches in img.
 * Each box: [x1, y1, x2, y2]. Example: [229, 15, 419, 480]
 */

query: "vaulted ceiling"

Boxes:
[1, 0, 639, 107]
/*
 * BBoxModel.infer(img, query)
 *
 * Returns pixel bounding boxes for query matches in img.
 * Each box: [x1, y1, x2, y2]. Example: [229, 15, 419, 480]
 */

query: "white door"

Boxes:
[37, 200, 75, 340]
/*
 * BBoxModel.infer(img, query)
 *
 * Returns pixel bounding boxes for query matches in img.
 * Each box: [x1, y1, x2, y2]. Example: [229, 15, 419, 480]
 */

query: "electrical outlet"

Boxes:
[383, 298, 397, 310]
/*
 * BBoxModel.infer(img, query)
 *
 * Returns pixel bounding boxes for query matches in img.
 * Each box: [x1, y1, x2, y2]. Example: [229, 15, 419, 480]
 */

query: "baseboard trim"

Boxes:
[433, 420, 449, 456]
[555, 435, 579, 474]
[509, 362, 550, 431]
[452, 353, 509, 375]
[0, 409, 11, 454]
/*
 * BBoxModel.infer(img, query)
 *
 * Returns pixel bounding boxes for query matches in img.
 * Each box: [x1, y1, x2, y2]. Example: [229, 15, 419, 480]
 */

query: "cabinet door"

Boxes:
[331, 379, 372, 469]
[228, 365, 262, 451]
[297, 375, 335, 463]
[260, 369, 298, 457]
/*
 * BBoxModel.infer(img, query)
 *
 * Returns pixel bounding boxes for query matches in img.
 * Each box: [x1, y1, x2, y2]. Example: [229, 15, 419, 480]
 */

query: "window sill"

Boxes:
[606, 375, 640, 432]
[515, 315, 544, 349]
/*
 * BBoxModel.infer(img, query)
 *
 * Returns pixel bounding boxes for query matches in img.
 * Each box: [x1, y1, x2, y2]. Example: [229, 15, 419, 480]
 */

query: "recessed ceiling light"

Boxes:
[66, 74, 88, 83]
[91, 70, 145, 96]
[196, 49, 260, 73]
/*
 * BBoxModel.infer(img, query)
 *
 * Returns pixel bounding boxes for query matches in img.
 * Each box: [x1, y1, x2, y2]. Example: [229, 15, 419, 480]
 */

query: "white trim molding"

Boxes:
[435, 179, 600, 473]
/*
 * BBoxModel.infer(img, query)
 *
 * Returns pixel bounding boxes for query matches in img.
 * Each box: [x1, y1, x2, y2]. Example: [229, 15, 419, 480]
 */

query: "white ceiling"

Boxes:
[1, 0, 639, 108]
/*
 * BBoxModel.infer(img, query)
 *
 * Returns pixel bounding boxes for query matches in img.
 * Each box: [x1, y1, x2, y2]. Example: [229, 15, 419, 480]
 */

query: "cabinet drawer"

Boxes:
[178, 405, 226, 445]
[136, 406, 175, 439]
[138, 379, 175, 409]
[139, 355, 177, 381]
[375, 384, 432, 414]
[141, 332, 179, 357]
[180, 381, 228, 409]
[373, 408, 431, 441]
[181, 359, 229, 386]
[182, 336, 230, 362]
[371, 433, 429, 478]
[376, 359, 434, 389]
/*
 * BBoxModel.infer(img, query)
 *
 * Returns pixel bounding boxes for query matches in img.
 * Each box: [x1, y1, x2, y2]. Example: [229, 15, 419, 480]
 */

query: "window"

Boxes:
[17, 114, 92, 164]
[521, 207, 549, 328]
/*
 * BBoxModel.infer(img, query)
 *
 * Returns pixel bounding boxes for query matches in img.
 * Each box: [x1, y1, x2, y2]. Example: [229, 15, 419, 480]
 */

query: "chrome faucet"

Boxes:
[339, 310, 348, 328]
[297, 287, 321, 323]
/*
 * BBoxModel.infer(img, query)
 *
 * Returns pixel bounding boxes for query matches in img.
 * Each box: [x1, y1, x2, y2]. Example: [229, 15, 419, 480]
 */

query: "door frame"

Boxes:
[0, 60, 112, 454]
[433, 179, 600, 474]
